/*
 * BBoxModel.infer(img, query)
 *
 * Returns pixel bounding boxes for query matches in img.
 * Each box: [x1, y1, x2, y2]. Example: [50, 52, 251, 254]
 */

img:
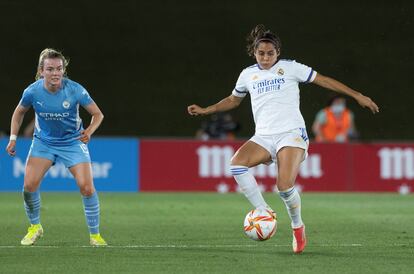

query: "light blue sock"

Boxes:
[23, 190, 41, 225]
[82, 192, 100, 234]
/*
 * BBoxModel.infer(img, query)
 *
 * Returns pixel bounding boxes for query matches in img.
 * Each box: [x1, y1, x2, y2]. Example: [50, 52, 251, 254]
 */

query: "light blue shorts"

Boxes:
[28, 138, 91, 168]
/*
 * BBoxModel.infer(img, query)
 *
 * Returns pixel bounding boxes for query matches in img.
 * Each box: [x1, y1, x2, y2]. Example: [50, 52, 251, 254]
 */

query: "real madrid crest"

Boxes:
[62, 100, 70, 109]
[277, 68, 284, 76]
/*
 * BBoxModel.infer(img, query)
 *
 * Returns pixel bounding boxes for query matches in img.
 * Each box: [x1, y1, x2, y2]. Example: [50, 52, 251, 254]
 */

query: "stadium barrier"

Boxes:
[1, 137, 413, 193]
[140, 140, 414, 193]
[0, 137, 138, 191]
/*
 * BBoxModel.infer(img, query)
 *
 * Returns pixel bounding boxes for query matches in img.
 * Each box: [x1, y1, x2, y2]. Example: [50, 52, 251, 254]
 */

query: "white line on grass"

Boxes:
[0, 243, 365, 249]
[1, 243, 410, 249]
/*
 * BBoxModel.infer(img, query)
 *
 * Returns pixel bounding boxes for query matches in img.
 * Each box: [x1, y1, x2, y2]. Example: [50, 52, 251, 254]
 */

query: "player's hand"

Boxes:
[79, 130, 92, 144]
[187, 104, 208, 116]
[355, 94, 380, 114]
[6, 140, 16, 157]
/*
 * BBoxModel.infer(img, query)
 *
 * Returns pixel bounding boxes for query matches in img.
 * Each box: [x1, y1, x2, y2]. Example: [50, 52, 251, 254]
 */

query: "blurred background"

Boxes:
[0, 0, 412, 140]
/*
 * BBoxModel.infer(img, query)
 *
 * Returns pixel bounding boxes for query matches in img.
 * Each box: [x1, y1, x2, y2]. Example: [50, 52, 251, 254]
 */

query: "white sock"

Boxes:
[231, 165, 270, 209]
[278, 186, 303, 228]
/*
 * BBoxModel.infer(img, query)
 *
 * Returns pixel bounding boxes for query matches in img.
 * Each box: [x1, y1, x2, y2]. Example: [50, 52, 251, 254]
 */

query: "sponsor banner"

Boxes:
[0, 137, 138, 192]
[353, 144, 414, 192]
[141, 140, 241, 191]
[140, 140, 414, 192]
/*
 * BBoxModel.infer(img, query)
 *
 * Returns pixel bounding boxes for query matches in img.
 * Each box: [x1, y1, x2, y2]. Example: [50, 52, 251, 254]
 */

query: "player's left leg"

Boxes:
[276, 146, 306, 253]
[69, 162, 107, 246]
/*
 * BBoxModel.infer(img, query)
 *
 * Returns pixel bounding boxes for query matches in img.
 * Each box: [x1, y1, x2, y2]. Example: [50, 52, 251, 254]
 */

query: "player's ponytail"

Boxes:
[246, 24, 282, 57]
[35, 48, 69, 80]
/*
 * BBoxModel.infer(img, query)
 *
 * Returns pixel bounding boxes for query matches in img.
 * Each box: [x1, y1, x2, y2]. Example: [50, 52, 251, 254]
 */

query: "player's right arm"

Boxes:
[6, 105, 30, 156]
[187, 95, 243, 116]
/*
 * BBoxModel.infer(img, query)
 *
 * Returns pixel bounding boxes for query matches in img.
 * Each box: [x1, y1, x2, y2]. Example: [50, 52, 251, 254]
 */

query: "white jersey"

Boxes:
[232, 59, 316, 135]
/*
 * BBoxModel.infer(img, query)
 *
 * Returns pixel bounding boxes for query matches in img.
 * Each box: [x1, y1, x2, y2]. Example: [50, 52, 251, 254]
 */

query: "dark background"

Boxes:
[1, 0, 412, 140]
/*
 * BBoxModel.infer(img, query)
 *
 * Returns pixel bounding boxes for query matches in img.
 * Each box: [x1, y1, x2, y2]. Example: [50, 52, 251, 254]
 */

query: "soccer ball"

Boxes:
[243, 208, 277, 241]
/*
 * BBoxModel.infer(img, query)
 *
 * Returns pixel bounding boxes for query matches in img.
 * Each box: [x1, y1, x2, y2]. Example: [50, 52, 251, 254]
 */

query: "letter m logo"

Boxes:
[378, 147, 414, 180]
[196, 145, 234, 178]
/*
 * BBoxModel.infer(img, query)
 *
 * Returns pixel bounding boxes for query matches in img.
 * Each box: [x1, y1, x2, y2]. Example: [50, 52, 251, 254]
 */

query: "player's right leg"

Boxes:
[230, 140, 273, 210]
[21, 156, 53, 246]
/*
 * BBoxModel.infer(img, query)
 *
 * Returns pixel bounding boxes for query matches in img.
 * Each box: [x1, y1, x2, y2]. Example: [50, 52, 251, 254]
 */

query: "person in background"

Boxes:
[5, 48, 107, 246]
[0, 127, 6, 138]
[312, 96, 357, 142]
[195, 112, 240, 140]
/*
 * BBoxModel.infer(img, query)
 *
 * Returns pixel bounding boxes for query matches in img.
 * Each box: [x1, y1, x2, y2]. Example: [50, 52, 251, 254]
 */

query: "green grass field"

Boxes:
[0, 192, 413, 274]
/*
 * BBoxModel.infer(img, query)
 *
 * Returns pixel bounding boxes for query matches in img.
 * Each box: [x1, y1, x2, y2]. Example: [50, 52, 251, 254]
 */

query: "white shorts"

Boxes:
[249, 128, 309, 165]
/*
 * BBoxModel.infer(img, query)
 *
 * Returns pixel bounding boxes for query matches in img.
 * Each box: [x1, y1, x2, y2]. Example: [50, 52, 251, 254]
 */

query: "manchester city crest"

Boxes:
[62, 100, 70, 109]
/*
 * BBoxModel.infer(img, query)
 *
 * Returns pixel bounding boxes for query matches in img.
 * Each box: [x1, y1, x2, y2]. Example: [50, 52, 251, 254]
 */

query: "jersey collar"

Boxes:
[256, 60, 280, 71]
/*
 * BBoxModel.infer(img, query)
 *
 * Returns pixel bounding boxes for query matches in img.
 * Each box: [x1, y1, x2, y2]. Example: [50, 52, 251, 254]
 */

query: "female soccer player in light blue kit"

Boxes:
[188, 25, 379, 253]
[5, 48, 107, 246]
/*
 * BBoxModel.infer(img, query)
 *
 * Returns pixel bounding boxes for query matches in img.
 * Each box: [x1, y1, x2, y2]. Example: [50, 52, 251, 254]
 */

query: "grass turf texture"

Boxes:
[0, 192, 413, 274]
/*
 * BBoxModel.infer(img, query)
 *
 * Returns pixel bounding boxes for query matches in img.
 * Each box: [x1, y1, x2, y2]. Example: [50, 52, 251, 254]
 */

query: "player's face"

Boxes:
[40, 58, 65, 91]
[254, 42, 279, 70]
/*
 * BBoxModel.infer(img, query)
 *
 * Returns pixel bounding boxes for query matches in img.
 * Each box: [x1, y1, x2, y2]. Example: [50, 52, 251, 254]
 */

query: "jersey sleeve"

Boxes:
[232, 70, 248, 97]
[18, 88, 33, 108]
[292, 60, 317, 83]
[77, 86, 94, 107]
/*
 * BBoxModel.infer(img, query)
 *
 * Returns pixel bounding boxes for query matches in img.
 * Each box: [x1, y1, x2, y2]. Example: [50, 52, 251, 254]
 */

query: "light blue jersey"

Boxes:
[19, 78, 94, 146]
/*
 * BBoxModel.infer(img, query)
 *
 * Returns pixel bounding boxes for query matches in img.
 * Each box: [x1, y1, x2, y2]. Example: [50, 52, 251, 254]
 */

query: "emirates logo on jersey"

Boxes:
[62, 100, 70, 109]
[277, 68, 284, 76]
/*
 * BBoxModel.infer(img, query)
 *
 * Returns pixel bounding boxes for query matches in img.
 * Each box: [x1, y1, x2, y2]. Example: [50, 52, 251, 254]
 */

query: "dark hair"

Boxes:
[246, 24, 282, 57]
[35, 48, 69, 80]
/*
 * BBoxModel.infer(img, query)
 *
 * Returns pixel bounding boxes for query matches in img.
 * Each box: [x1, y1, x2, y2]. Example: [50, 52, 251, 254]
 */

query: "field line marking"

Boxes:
[0, 243, 361, 249]
[0, 243, 411, 249]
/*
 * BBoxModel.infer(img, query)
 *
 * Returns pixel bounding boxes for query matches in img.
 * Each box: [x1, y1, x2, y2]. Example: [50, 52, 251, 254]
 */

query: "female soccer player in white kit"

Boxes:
[5, 48, 107, 246]
[188, 25, 379, 253]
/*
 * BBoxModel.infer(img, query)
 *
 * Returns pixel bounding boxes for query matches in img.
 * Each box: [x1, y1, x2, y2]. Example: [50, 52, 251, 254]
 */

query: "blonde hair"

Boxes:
[35, 48, 69, 80]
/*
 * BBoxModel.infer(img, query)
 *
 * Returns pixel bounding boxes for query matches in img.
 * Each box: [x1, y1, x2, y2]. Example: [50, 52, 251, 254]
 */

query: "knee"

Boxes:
[81, 187, 95, 197]
[79, 182, 95, 196]
[277, 177, 295, 191]
[230, 152, 250, 177]
[230, 154, 248, 167]
[23, 185, 38, 192]
[23, 179, 40, 192]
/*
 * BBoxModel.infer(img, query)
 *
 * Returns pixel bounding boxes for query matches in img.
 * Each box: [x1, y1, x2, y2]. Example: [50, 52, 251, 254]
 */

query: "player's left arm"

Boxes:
[312, 73, 380, 114]
[79, 103, 104, 144]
